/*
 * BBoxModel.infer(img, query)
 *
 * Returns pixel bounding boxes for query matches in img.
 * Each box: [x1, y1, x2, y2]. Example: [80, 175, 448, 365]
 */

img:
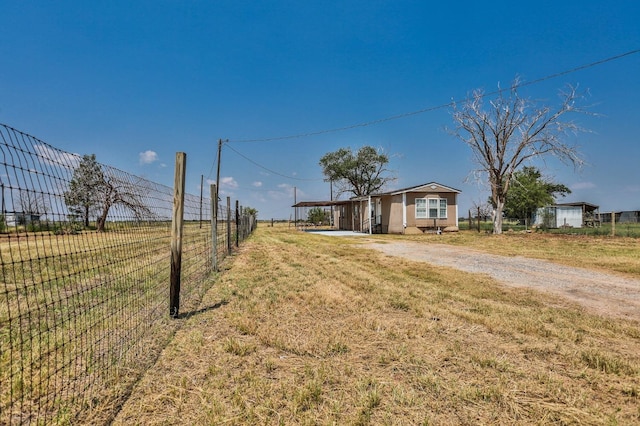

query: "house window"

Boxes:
[439, 199, 447, 218]
[416, 199, 427, 218]
[417, 198, 447, 219]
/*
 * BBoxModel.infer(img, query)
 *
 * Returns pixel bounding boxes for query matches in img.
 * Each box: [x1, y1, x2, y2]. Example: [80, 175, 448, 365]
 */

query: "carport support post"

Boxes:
[368, 195, 372, 235]
[170, 152, 186, 319]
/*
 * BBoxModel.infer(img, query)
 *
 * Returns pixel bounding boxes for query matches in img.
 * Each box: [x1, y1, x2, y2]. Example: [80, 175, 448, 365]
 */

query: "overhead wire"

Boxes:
[227, 49, 640, 144]
[223, 143, 324, 182]
[216, 49, 639, 185]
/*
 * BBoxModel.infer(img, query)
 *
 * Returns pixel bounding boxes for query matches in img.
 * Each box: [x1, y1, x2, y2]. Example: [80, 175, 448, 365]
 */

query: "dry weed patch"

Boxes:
[113, 226, 640, 425]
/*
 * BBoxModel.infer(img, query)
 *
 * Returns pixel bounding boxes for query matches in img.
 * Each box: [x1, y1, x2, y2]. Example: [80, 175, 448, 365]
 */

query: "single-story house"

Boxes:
[293, 182, 460, 234]
[532, 202, 600, 228]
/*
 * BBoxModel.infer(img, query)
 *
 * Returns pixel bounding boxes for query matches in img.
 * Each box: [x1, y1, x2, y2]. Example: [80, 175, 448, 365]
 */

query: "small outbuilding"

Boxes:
[533, 202, 600, 228]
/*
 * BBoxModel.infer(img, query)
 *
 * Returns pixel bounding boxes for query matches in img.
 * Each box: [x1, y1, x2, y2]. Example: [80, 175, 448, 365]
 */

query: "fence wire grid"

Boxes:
[0, 124, 256, 424]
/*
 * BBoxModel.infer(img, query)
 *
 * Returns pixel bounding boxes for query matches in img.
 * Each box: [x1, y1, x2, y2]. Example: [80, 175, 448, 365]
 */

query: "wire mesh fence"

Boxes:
[0, 124, 256, 424]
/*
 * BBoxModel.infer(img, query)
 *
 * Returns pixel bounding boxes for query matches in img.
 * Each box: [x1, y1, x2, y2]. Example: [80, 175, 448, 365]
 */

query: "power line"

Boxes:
[223, 143, 324, 182]
[228, 49, 640, 144]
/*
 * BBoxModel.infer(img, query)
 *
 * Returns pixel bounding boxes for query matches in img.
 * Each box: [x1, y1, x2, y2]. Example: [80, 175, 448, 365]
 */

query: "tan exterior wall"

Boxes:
[333, 187, 459, 234]
[388, 192, 458, 234]
[379, 196, 392, 233]
[411, 192, 457, 230]
[387, 194, 405, 234]
[336, 203, 355, 231]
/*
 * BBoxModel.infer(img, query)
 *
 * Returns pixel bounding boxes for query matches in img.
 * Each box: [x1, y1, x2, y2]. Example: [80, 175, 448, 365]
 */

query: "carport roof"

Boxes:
[292, 200, 352, 208]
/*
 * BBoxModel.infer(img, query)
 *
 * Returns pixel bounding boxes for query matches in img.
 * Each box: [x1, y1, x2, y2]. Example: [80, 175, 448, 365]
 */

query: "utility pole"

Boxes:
[294, 186, 297, 228]
[215, 139, 223, 217]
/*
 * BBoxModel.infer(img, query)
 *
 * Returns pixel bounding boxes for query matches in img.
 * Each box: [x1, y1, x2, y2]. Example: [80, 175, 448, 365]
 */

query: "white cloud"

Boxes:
[139, 150, 158, 165]
[571, 182, 596, 190]
[270, 183, 305, 200]
[252, 181, 263, 187]
[204, 177, 238, 194]
[220, 176, 238, 189]
[35, 144, 80, 168]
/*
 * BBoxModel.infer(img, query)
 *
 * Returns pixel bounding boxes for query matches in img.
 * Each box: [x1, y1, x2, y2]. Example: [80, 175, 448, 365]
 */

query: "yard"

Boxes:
[113, 225, 640, 425]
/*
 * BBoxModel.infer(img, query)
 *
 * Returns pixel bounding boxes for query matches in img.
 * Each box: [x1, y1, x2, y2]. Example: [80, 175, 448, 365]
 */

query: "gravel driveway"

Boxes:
[364, 241, 640, 322]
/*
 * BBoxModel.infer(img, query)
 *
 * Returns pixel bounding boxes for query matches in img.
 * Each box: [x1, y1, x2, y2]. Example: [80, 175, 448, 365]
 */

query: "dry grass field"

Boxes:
[0, 223, 217, 425]
[113, 226, 640, 425]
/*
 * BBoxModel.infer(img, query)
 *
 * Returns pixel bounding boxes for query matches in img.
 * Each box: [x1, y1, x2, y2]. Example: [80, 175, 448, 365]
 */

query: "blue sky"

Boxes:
[2, 1, 639, 219]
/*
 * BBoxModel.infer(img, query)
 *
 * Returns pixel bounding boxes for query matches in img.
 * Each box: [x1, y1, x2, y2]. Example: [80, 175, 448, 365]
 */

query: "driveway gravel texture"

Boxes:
[364, 241, 640, 322]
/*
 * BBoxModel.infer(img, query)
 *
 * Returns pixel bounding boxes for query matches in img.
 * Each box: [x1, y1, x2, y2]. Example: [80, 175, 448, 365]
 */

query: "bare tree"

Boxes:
[95, 173, 153, 232]
[472, 200, 493, 222]
[18, 189, 48, 216]
[450, 79, 588, 234]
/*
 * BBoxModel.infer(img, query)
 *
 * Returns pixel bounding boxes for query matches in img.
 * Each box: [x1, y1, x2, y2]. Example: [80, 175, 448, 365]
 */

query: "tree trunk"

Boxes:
[96, 204, 110, 232]
[84, 206, 90, 228]
[493, 199, 505, 234]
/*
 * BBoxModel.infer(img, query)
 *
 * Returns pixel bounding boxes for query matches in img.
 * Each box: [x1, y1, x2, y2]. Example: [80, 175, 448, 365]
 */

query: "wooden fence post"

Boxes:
[211, 184, 218, 272]
[170, 152, 186, 318]
[226, 196, 232, 255]
[611, 211, 616, 237]
[236, 200, 240, 247]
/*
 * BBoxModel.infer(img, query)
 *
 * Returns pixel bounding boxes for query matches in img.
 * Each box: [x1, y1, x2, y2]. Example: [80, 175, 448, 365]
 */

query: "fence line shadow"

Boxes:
[179, 300, 229, 319]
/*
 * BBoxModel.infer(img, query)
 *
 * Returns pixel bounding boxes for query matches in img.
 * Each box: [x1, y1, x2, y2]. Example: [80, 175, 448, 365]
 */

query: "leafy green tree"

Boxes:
[64, 154, 104, 227]
[319, 146, 394, 197]
[503, 166, 571, 226]
[244, 207, 258, 218]
[450, 78, 587, 234]
[307, 207, 328, 224]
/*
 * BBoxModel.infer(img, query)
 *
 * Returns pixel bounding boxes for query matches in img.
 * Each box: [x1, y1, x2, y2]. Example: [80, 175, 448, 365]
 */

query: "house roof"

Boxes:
[292, 200, 352, 208]
[292, 182, 461, 207]
[350, 182, 461, 200]
[384, 182, 461, 196]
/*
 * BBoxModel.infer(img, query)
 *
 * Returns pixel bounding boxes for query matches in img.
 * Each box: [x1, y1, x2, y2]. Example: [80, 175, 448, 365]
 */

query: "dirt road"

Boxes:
[365, 241, 640, 322]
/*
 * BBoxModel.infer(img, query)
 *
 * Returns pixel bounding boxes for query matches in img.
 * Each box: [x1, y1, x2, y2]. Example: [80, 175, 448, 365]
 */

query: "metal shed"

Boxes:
[533, 202, 600, 228]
